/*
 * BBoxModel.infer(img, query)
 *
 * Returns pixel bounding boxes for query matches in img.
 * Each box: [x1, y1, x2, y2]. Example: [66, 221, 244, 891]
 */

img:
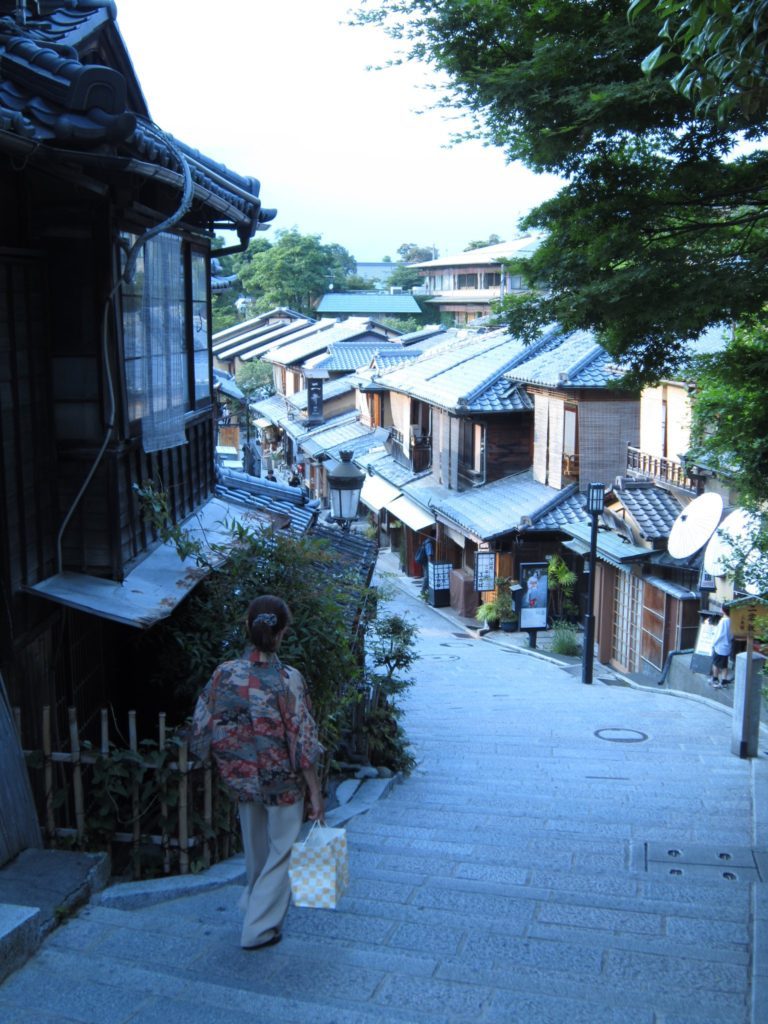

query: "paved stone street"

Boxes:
[0, 556, 766, 1023]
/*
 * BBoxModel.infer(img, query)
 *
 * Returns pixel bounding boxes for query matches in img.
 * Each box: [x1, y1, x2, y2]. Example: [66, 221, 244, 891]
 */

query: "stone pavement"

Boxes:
[0, 552, 766, 1023]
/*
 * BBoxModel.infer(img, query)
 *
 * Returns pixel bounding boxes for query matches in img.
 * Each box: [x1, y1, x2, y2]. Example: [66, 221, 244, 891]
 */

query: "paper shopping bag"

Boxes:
[289, 824, 349, 909]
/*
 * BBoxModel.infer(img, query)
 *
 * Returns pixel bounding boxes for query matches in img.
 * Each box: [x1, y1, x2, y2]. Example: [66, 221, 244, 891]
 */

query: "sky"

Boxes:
[116, 0, 562, 262]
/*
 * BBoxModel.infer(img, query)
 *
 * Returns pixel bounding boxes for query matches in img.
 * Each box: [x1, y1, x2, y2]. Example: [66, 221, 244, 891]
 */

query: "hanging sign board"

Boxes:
[474, 552, 496, 592]
[729, 602, 764, 638]
[306, 378, 324, 424]
[519, 562, 549, 630]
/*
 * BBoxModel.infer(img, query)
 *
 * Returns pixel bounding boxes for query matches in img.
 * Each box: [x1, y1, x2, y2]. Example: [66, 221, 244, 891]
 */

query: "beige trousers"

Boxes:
[237, 799, 304, 948]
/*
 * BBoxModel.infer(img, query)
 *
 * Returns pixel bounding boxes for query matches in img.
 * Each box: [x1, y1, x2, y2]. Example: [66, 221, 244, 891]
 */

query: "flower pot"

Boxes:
[499, 620, 516, 632]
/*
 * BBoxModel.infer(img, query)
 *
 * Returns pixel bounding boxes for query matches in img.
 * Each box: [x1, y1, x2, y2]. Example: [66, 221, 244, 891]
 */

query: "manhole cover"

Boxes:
[594, 728, 648, 743]
[634, 841, 764, 882]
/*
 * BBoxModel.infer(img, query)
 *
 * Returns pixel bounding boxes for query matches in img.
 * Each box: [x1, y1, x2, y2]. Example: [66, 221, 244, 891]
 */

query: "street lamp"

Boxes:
[582, 482, 604, 685]
[327, 451, 364, 531]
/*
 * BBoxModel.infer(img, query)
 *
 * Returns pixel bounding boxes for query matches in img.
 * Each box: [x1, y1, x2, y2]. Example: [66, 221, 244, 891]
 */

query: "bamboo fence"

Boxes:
[15, 704, 238, 878]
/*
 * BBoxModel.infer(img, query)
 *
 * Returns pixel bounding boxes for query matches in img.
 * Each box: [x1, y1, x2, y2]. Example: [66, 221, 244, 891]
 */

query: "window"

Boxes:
[482, 272, 501, 288]
[121, 232, 211, 452]
[456, 273, 478, 289]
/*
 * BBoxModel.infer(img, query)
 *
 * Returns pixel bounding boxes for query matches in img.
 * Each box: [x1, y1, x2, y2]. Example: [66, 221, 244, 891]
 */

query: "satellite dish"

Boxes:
[703, 508, 758, 576]
[667, 492, 723, 559]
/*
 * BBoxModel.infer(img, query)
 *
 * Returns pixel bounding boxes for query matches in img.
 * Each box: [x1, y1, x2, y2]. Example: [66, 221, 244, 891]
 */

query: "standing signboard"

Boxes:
[519, 562, 549, 630]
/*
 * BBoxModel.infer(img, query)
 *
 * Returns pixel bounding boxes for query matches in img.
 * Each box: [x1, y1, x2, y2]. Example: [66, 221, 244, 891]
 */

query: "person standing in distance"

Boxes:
[192, 595, 324, 949]
[710, 606, 733, 689]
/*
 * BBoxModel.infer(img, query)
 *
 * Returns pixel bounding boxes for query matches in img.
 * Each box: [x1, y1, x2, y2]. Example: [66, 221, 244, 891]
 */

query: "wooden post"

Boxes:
[159, 713, 170, 876]
[43, 705, 55, 839]
[178, 740, 189, 875]
[68, 707, 86, 842]
[129, 711, 140, 877]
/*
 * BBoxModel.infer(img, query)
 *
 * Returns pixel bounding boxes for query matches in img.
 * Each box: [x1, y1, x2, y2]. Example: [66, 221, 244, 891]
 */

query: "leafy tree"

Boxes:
[396, 242, 436, 262]
[631, 0, 768, 121]
[378, 315, 424, 333]
[355, 0, 768, 383]
[386, 263, 425, 291]
[235, 360, 274, 402]
[689, 320, 768, 508]
[464, 234, 503, 251]
[236, 230, 356, 316]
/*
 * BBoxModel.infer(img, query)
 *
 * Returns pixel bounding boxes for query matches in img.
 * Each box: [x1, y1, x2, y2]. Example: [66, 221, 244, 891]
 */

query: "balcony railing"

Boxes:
[386, 429, 432, 473]
[626, 446, 697, 493]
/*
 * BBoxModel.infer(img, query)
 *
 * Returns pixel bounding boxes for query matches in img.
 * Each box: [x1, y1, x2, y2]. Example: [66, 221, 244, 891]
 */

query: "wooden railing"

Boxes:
[626, 446, 697, 493]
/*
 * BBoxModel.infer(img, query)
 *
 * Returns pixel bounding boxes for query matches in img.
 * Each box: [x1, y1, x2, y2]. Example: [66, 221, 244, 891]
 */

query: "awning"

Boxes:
[562, 522, 653, 571]
[360, 474, 401, 511]
[385, 494, 434, 531]
[27, 498, 257, 629]
[562, 538, 590, 557]
[255, 417, 272, 429]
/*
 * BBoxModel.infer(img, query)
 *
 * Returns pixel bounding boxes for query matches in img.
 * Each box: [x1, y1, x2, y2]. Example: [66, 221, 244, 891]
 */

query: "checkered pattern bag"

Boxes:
[289, 823, 349, 909]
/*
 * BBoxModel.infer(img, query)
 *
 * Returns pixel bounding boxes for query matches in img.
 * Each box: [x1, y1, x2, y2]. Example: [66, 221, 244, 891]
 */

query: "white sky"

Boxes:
[116, 0, 562, 262]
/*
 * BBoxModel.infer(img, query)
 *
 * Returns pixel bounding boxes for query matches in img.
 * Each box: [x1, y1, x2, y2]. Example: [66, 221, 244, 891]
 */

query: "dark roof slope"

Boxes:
[0, 2, 273, 241]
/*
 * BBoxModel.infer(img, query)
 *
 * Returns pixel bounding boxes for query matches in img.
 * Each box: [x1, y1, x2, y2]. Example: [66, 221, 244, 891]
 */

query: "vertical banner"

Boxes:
[474, 551, 496, 592]
[307, 378, 324, 424]
[519, 562, 549, 630]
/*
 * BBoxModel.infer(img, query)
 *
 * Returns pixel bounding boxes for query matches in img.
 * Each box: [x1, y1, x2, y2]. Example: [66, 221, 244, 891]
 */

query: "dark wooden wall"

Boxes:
[485, 412, 533, 481]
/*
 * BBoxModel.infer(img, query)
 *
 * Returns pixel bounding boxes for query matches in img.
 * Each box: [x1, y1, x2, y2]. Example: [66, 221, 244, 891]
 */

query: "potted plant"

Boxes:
[475, 601, 501, 631]
[475, 576, 518, 632]
[494, 576, 518, 631]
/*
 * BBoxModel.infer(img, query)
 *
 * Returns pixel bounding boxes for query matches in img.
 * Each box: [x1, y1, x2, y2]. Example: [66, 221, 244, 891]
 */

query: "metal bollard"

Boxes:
[731, 650, 765, 759]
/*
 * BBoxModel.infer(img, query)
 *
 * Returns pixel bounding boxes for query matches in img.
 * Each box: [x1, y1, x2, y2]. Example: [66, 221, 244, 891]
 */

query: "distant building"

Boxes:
[355, 261, 396, 289]
[412, 237, 540, 324]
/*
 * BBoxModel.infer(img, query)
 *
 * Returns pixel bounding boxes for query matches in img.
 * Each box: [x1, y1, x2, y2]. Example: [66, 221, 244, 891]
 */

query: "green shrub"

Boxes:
[550, 620, 581, 656]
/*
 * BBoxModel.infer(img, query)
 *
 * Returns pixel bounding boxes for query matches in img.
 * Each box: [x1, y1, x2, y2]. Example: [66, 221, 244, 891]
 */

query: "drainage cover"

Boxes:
[636, 841, 764, 882]
[594, 728, 648, 743]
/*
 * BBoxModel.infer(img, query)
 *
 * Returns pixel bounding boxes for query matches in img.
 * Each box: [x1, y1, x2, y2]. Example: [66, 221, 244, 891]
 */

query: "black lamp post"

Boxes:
[582, 482, 604, 685]
[327, 451, 364, 531]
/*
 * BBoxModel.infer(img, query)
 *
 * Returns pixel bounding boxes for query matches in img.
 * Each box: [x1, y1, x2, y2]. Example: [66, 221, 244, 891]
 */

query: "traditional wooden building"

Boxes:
[0, 2, 275, 749]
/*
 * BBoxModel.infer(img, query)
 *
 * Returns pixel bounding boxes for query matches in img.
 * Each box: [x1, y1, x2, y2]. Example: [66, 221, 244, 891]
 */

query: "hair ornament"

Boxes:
[252, 612, 278, 627]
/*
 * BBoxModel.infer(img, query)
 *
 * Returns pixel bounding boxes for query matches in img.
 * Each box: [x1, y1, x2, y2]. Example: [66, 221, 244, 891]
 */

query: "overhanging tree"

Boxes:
[354, 0, 768, 382]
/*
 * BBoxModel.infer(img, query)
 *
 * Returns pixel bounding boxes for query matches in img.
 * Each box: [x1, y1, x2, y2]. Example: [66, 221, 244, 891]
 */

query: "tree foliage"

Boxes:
[354, 0, 768, 382]
[464, 234, 503, 251]
[631, 0, 768, 121]
[235, 230, 357, 316]
[689, 320, 768, 508]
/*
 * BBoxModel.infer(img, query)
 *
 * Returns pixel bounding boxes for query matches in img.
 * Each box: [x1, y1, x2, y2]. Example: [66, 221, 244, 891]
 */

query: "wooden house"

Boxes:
[0, 1, 275, 749]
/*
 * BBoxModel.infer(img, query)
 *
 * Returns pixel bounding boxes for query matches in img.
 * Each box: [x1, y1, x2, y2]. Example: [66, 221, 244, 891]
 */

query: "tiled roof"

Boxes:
[214, 479, 317, 535]
[613, 480, 683, 541]
[264, 319, 396, 368]
[398, 325, 447, 346]
[404, 472, 586, 542]
[504, 326, 623, 389]
[361, 447, 420, 489]
[316, 293, 420, 315]
[299, 419, 387, 460]
[373, 350, 422, 370]
[412, 237, 541, 268]
[0, 3, 273, 240]
[213, 313, 312, 357]
[372, 329, 532, 412]
[464, 378, 533, 413]
[310, 344, 395, 372]
[527, 490, 589, 532]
